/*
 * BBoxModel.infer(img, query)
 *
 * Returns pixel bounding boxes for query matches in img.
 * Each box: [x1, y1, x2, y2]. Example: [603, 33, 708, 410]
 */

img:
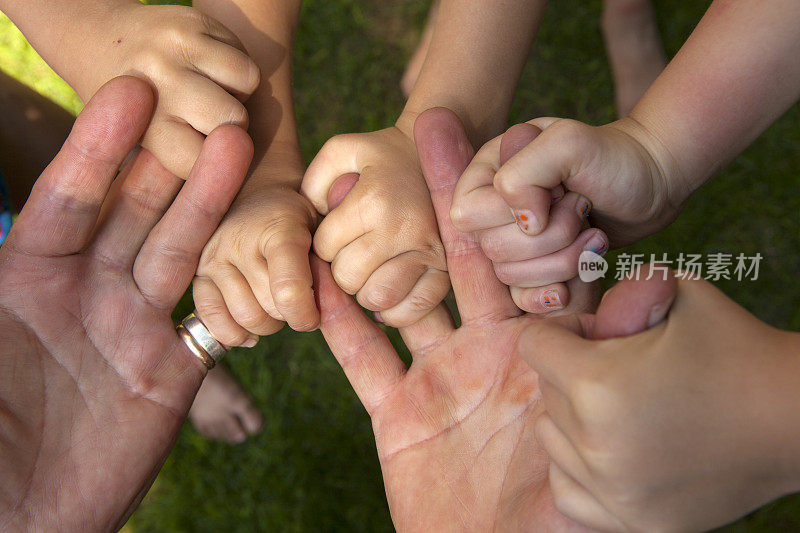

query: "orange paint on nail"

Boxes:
[519, 214, 528, 221]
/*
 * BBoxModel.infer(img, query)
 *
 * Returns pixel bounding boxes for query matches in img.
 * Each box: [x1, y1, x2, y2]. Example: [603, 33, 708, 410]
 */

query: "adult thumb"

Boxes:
[592, 263, 678, 340]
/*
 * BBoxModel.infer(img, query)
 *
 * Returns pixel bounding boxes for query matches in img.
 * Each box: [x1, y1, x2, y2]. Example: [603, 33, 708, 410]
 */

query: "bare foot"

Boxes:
[602, 0, 668, 116]
[400, 0, 439, 98]
[189, 365, 264, 444]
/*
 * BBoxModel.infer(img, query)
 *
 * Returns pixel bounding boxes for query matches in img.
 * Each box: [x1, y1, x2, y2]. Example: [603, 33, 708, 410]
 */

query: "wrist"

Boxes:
[246, 140, 304, 189]
[63, 1, 144, 98]
[611, 115, 692, 224]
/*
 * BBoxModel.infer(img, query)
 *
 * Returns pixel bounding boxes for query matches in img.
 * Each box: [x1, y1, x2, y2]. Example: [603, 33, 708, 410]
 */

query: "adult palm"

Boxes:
[315, 108, 592, 531]
[0, 77, 251, 530]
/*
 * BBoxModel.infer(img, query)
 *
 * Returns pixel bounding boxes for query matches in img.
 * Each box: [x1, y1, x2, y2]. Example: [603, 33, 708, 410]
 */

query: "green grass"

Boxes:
[2, 0, 800, 530]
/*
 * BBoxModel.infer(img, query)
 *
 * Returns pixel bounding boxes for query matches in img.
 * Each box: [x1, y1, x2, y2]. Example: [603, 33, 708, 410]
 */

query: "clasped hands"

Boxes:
[1, 77, 794, 533]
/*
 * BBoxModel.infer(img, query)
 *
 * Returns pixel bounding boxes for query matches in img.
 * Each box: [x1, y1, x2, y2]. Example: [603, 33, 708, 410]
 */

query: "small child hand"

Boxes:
[194, 164, 318, 347]
[451, 117, 680, 313]
[75, 3, 260, 179]
[302, 126, 449, 327]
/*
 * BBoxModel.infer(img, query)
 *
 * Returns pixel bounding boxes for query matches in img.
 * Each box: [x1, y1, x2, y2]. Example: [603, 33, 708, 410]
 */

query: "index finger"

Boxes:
[11, 76, 154, 256]
[414, 107, 520, 323]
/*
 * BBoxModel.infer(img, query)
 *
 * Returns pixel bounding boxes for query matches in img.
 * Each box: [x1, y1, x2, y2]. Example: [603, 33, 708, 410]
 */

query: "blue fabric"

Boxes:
[0, 166, 12, 245]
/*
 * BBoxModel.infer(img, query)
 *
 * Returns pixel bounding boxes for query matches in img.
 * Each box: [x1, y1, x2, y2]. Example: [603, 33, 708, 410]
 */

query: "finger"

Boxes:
[263, 226, 319, 331]
[192, 36, 261, 98]
[12, 76, 153, 255]
[141, 117, 205, 179]
[535, 414, 591, 484]
[357, 252, 428, 311]
[450, 122, 545, 236]
[302, 135, 361, 214]
[494, 119, 596, 236]
[236, 256, 282, 319]
[510, 283, 570, 314]
[330, 232, 395, 294]
[193, 276, 259, 347]
[518, 315, 595, 392]
[512, 276, 600, 316]
[450, 136, 513, 233]
[374, 267, 451, 328]
[478, 191, 591, 263]
[214, 263, 284, 336]
[549, 461, 626, 532]
[312, 191, 369, 262]
[500, 124, 550, 235]
[89, 148, 182, 267]
[312, 255, 407, 415]
[593, 264, 678, 340]
[327, 172, 359, 210]
[133, 125, 252, 309]
[201, 13, 248, 52]
[398, 303, 455, 355]
[414, 107, 520, 323]
[493, 228, 608, 287]
[172, 72, 248, 135]
[499, 123, 542, 166]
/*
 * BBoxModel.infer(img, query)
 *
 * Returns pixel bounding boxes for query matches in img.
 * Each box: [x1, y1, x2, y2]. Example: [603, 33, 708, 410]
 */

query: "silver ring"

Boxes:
[177, 311, 227, 370]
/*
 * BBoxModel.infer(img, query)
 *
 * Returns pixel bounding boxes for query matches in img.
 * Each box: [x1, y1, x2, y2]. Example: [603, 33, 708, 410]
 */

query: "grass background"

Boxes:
[1, 0, 799, 530]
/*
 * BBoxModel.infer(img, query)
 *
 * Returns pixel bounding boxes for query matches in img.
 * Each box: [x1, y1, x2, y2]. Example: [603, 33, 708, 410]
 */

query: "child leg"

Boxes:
[601, 0, 667, 116]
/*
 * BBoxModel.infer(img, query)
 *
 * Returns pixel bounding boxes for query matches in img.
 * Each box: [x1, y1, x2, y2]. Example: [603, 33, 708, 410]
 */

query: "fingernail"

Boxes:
[583, 231, 608, 255]
[373, 311, 384, 324]
[540, 289, 563, 310]
[576, 197, 592, 219]
[646, 296, 675, 328]
[511, 208, 538, 234]
[242, 336, 259, 348]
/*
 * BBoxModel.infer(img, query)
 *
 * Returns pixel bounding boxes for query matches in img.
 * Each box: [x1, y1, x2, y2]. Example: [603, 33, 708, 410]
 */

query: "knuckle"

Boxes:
[549, 118, 593, 151]
[493, 167, 519, 197]
[270, 278, 308, 308]
[229, 304, 268, 331]
[137, 49, 172, 79]
[311, 230, 337, 262]
[492, 262, 517, 286]
[331, 262, 363, 294]
[320, 133, 354, 156]
[552, 220, 577, 247]
[479, 234, 507, 262]
[361, 283, 404, 311]
[405, 284, 444, 312]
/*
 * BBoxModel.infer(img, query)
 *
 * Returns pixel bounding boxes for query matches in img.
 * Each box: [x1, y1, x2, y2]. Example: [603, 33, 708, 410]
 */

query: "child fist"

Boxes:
[451, 117, 684, 313]
[193, 162, 318, 347]
[302, 126, 449, 327]
[70, 3, 260, 179]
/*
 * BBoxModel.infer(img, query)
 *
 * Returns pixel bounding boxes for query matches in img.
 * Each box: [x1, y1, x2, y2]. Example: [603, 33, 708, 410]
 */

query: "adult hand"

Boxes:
[0, 77, 251, 530]
[314, 108, 666, 530]
[524, 269, 800, 532]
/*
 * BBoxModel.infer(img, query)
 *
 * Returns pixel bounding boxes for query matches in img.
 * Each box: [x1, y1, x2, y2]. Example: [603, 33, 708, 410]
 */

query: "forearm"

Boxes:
[0, 0, 137, 93]
[194, 0, 303, 186]
[630, 0, 800, 198]
[398, 0, 546, 147]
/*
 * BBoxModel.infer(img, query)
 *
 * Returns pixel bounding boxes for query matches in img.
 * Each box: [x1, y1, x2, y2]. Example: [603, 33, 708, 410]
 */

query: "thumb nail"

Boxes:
[646, 296, 675, 328]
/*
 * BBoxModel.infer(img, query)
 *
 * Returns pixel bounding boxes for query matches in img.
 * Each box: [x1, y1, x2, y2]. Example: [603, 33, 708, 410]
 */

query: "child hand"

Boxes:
[451, 117, 684, 313]
[73, 3, 260, 179]
[301, 126, 449, 327]
[193, 162, 318, 347]
[522, 269, 800, 532]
